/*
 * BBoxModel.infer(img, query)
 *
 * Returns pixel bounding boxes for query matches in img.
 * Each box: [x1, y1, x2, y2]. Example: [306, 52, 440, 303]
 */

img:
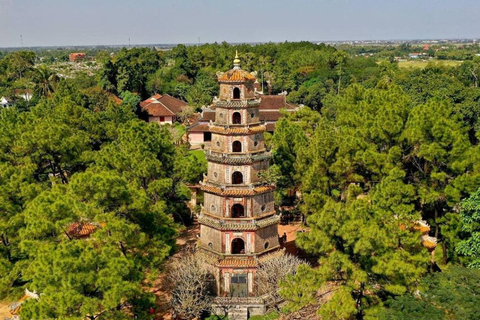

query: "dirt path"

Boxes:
[147, 225, 200, 320]
[278, 223, 306, 255]
[0, 301, 11, 319]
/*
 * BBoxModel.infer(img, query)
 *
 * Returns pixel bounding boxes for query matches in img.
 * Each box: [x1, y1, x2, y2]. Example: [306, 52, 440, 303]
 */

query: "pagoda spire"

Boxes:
[233, 50, 241, 70]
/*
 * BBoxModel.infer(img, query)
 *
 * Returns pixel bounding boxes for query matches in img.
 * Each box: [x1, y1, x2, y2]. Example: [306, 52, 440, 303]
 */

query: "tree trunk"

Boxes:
[442, 241, 447, 265]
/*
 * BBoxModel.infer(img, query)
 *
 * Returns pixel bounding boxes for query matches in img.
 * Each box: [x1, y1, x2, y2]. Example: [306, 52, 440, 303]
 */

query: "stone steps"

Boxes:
[228, 306, 249, 320]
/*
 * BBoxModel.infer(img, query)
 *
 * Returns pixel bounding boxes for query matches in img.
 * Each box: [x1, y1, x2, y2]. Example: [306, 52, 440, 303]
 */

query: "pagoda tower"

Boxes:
[198, 53, 280, 300]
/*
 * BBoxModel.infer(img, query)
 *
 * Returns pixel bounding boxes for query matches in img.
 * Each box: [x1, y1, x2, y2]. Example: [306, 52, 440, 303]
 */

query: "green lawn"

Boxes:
[189, 149, 207, 164]
[249, 311, 280, 320]
[398, 59, 463, 69]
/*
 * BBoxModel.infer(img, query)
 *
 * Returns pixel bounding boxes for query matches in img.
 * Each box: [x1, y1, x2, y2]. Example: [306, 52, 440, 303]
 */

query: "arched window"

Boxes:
[232, 171, 243, 184]
[232, 112, 241, 124]
[231, 238, 245, 254]
[232, 140, 242, 152]
[232, 204, 245, 218]
[233, 87, 241, 99]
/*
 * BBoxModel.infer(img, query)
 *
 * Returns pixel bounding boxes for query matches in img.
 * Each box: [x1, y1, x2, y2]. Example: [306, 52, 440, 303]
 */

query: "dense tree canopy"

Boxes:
[0, 74, 195, 319]
[3, 41, 480, 319]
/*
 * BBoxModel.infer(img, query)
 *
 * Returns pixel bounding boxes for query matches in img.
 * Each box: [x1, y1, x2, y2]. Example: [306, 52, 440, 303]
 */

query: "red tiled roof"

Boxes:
[13, 89, 33, 95]
[201, 184, 275, 196]
[258, 95, 297, 110]
[158, 94, 186, 114]
[260, 110, 282, 121]
[216, 258, 258, 268]
[201, 110, 216, 121]
[67, 221, 97, 239]
[265, 123, 276, 132]
[69, 53, 86, 61]
[421, 235, 437, 250]
[143, 102, 175, 117]
[189, 123, 210, 132]
[209, 125, 266, 135]
[218, 69, 256, 82]
[141, 94, 187, 117]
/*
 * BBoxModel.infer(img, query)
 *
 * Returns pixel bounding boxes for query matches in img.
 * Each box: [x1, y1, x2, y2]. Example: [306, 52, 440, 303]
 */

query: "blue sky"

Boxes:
[1, 0, 480, 47]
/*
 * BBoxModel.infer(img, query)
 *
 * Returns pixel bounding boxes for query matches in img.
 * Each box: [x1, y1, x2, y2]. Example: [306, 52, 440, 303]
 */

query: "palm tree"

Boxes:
[33, 65, 58, 98]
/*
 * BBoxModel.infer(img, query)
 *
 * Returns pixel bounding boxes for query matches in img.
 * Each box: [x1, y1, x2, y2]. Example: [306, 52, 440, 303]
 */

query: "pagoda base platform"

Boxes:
[212, 296, 270, 319]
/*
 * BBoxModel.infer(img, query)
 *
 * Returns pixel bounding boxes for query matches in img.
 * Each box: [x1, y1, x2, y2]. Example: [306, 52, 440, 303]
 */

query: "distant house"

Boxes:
[187, 94, 299, 146]
[257, 94, 298, 132]
[140, 94, 188, 125]
[13, 89, 33, 101]
[409, 52, 428, 59]
[0, 96, 12, 108]
[69, 52, 86, 62]
[188, 107, 216, 145]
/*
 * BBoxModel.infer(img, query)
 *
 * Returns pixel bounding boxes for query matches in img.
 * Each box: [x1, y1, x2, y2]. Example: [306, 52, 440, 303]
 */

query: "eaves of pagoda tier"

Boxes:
[205, 150, 271, 165]
[211, 247, 285, 269]
[208, 123, 266, 135]
[199, 181, 275, 196]
[213, 99, 261, 109]
[198, 213, 279, 231]
[201, 245, 282, 261]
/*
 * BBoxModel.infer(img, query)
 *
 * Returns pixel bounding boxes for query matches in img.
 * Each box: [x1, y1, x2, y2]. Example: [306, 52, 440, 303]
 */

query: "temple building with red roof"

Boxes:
[140, 94, 188, 125]
[188, 93, 299, 146]
[69, 52, 86, 62]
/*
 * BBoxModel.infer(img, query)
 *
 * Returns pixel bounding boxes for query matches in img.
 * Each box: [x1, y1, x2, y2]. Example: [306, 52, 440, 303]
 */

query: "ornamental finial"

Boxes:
[233, 50, 241, 69]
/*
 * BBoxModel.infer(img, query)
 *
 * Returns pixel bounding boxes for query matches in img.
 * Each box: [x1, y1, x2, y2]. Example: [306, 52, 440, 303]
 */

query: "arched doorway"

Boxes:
[232, 112, 241, 124]
[232, 204, 245, 218]
[232, 141, 242, 152]
[231, 238, 245, 254]
[233, 87, 241, 99]
[232, 171, 243, 184]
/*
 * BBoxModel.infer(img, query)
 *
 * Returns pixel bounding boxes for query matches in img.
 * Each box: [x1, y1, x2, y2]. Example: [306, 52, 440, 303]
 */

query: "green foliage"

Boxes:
[99, 47, 162, 97]
[369, 266, 480, 320]
[249, 311, 279, 320]
[278, 84, 480, 318]
[0, 57, 200, 317]
[457, 187, 480, 268]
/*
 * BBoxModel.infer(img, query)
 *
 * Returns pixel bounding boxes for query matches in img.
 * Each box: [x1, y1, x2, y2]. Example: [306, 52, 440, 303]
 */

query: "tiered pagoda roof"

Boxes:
[209, 124, 266, 135]
[198, 214, 279, 231]
[200, 183, 275, 196]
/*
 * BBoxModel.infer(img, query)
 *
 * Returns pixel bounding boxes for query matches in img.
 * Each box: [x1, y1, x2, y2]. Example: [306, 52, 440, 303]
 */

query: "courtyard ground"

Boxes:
[0, 301, 11, 319]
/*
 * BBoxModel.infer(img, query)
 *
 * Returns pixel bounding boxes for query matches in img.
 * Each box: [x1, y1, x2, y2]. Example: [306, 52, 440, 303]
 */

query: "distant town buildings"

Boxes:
[13, 89, 33, 101]
[69, 52, 86, 62]
[0, 96, 12, 108]
[1, 90, 33, 108]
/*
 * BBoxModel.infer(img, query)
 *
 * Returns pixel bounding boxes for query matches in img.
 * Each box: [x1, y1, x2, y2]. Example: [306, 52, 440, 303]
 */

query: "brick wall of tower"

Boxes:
[200, 225, 222, 252]
[214, 107, 261, 126]
[207, 161, 269, 185]
[205, 193, 225, 217]
[252, 192, 275, 216]
[254, 224, 280, 252]
[219, 83, 255, 100]
[247, 133, 265, 151]
[210, 134, 265, 153]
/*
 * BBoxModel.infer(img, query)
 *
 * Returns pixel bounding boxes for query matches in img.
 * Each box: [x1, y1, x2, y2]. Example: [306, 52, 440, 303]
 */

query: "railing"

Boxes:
[214, 296, 266, 305]
[201, 179, 264, 190]
[206, 151, 271, 164]
[214, 99, 260, 108]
